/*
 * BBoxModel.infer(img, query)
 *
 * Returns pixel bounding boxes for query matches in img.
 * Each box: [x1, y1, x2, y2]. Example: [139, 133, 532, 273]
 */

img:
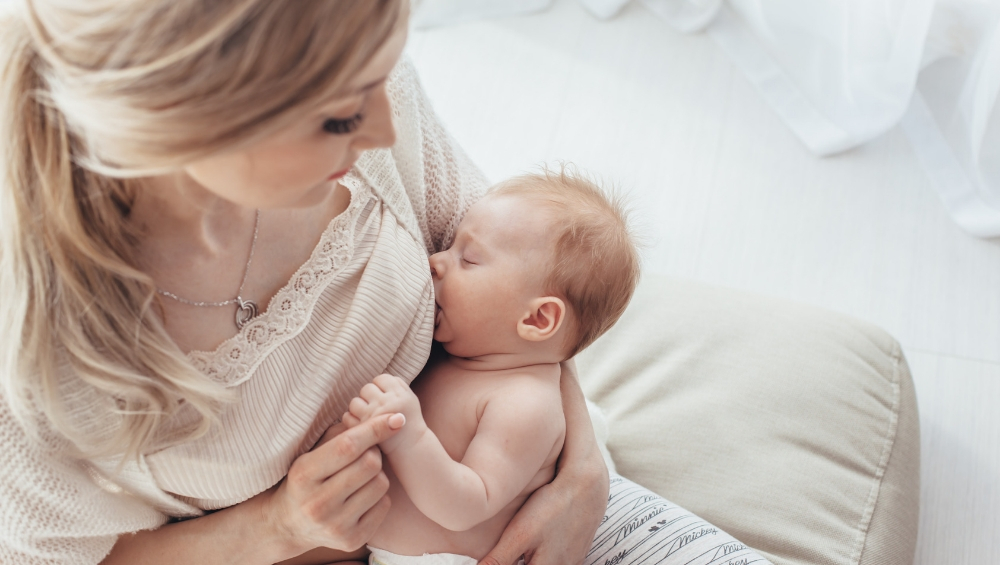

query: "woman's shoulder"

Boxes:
[381, 56, 490, 253]
[384, 55, 429, 170]
[387, 55, 421, 93]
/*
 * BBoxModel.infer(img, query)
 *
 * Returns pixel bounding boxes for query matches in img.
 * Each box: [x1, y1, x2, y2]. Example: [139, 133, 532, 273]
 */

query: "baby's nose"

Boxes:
[428, 251, 446, 278]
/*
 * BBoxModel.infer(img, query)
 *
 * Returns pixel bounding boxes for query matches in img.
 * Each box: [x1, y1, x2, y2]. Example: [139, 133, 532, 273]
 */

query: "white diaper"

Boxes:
[367, 546, 526, 565]
[367, 546, 477, 565]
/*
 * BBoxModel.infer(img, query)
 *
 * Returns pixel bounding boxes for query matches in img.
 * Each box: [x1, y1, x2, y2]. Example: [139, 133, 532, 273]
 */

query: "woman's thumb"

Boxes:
[479, 529, 529, 565]
[479, 554, 519, 565]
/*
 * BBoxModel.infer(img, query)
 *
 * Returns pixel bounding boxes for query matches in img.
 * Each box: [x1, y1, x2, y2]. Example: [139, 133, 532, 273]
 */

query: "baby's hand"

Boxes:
[343, 374, 426, 454]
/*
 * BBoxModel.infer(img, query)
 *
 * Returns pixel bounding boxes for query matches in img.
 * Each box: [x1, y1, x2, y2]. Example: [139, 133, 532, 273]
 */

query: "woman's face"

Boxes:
[182, 25, 408, 210]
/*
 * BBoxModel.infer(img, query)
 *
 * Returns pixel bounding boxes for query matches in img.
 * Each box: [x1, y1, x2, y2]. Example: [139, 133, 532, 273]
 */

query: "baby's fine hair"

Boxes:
[490, 167, 641, 358]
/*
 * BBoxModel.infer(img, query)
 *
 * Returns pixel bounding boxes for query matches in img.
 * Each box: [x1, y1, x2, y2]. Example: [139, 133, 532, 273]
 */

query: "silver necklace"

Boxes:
[156, 210, 261, 330]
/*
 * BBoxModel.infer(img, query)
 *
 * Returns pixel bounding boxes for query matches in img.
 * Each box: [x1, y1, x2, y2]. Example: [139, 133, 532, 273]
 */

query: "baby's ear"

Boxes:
[517, 297, 566, 342]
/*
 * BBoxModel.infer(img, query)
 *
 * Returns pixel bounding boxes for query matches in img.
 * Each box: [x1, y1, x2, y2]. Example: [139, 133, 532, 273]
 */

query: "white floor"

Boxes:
[407, 2, 1000, 564]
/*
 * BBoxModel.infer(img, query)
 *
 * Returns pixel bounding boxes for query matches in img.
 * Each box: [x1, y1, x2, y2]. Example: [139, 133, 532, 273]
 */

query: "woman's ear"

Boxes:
[517, 297, 567, 342]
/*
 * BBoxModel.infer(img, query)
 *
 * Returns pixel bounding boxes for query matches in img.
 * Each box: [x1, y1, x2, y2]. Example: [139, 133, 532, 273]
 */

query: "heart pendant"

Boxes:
[235, 298, 259, 330]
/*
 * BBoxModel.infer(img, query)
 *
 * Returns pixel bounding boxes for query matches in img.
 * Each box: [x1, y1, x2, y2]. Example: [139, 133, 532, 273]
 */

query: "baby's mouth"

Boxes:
[434, 304, 442, 328]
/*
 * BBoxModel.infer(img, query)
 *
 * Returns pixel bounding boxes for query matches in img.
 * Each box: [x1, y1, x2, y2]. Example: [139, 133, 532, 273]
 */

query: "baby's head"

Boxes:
[430, 168, 640, 362]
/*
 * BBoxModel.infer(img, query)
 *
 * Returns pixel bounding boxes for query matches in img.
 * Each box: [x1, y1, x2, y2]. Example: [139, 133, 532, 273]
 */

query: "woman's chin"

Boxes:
[256, 180, 337, 210]
[288, 181, 338, 209]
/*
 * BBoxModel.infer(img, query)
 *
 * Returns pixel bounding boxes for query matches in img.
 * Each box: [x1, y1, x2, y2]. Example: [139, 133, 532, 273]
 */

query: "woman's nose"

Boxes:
[428, 251, 446, 279]
[353, 85, 396, 151]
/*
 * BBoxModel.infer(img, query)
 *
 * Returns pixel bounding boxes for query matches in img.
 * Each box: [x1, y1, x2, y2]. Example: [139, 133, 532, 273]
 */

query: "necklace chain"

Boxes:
[156, 210, 261, 328]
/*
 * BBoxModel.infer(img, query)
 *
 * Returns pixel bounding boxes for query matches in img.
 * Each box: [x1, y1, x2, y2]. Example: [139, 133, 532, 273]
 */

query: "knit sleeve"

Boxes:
[388, 57, 491, 254]
[0, 398, 167, 565]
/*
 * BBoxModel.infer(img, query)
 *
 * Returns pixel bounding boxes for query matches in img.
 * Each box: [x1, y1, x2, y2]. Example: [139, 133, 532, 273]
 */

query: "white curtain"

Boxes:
[413, 0, 1000, 239]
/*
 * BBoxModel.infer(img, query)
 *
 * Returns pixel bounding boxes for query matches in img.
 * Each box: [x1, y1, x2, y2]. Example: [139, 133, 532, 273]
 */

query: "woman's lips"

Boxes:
[327, 167, 350, 180]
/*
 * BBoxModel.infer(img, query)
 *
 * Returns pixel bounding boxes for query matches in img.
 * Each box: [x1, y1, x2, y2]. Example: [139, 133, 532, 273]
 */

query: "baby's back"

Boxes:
[369, 355, 564, 559]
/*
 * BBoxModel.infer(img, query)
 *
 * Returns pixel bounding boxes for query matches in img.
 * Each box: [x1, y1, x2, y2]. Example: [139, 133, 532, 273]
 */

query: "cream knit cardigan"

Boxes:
[0, 58, 489, 565]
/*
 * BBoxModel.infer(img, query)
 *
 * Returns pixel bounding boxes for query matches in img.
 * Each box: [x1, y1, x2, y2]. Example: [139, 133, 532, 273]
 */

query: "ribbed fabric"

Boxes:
[0, 58, 489, 565]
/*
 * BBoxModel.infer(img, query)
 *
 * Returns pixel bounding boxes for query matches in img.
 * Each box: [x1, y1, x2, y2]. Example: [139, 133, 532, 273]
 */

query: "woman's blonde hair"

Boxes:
[0, 0, 405, 462]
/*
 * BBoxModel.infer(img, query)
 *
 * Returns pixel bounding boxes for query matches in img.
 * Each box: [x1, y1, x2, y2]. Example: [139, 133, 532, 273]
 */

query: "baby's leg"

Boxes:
[587, 475, 773, 565]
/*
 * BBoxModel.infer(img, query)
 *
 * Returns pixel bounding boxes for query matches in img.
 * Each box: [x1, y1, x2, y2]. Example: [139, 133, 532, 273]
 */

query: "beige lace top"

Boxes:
[0, 58, 489, 565]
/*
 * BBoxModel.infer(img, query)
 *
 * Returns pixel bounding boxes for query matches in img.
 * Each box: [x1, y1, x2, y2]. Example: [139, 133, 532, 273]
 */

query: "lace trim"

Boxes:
[187, 173, 374, 386]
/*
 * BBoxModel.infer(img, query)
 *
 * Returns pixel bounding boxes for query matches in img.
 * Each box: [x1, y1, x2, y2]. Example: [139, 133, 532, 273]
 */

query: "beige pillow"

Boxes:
[576, 275, 920, 565]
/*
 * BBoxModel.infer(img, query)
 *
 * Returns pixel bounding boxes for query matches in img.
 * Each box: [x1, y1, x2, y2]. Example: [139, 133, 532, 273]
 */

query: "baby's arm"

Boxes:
[343, 374, 564, 532]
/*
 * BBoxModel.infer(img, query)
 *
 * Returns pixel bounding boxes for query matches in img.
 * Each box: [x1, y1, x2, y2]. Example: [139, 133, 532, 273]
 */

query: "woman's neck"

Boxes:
[130, 172, 255, 257]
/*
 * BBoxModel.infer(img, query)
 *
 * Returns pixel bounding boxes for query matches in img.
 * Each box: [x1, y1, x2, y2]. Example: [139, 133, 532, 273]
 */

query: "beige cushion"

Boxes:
[576, 275, 920, 565]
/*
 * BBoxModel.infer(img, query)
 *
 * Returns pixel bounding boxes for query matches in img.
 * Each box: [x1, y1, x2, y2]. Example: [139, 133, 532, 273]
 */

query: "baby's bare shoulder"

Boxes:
[507, 363, 561, 387]
[485, 364, 564, 417]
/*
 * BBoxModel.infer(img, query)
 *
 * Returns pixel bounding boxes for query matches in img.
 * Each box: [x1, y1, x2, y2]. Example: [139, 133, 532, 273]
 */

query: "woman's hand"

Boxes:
[479, 359, 610, 565]
[479, 462, 608, 565]
[263, 412, 406, 558]
[103, 414, 404, 565]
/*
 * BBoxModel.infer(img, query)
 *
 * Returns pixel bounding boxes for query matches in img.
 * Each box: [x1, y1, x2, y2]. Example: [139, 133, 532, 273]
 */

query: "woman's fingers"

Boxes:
[479, 477, 594, 565]
[304, 414, 402, 481]
[315, 421, 348, 449]
[335, 489, 392, 552]
[479, 519, 535, 565]
[325, 446, 383, 502]
[305, 455, 389, 549]
[355, 491, 392, 539]
[304, 447, 384, 525]
[340, 465, 391, 520]
[271, 414, 406, 553]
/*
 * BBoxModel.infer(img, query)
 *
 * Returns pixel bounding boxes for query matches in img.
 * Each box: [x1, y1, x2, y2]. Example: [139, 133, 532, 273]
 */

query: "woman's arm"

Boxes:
[105, 490, 309, 565]
[101, 415, 403, 565]
[479, 359, 609, 565]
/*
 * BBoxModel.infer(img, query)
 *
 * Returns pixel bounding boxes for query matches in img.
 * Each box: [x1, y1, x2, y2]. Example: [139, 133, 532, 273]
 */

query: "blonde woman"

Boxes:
[0, 1, 772, 565]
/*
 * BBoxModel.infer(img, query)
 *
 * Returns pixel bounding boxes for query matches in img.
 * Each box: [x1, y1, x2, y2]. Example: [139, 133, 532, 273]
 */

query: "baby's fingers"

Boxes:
[349, 396, 371, 420]
[359, 382, 384, 403]
[373, 373, 406, 392]
[341, 411, 362, 428]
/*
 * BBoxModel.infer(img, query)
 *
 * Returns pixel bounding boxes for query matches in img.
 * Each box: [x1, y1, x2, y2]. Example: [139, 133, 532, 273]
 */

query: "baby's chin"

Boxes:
[432, 314, 491, 359]
[432, 324, 453, 352]
[434, 336, 460, 357]
[432, 332, 470, 358]
[436, 338, 502, 360]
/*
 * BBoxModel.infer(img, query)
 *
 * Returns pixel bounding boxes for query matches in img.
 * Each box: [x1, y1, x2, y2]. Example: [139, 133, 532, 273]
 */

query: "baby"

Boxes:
[344, 170, 640, 565]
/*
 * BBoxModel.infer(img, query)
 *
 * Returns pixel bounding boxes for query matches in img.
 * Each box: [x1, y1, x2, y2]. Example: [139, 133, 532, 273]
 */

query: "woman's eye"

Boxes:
[323, 113, 364, 135]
